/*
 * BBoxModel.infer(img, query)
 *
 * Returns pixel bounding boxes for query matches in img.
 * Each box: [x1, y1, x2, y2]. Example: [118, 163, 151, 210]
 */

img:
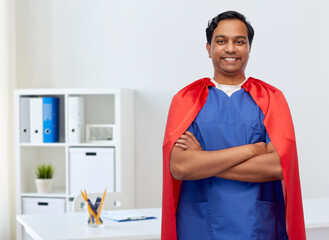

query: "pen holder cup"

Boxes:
[86, 201, 104, 228]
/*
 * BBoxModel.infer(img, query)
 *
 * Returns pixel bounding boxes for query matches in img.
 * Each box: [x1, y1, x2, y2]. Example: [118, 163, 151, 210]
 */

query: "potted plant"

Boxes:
[35, 163, 55, 194]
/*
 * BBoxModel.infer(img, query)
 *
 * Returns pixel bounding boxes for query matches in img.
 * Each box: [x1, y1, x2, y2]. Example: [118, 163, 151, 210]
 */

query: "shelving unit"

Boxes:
[14, 89, 134, 240]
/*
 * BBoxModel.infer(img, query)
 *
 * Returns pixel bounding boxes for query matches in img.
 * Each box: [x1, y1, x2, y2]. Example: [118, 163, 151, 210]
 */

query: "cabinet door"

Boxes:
[69, 147, 115, 195]
[22, 197, 65, 214]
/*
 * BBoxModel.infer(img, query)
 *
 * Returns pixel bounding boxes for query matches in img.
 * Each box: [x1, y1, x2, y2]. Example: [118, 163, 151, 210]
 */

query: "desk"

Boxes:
[17, 208, 161, 240]
[18, 201, 328, 240]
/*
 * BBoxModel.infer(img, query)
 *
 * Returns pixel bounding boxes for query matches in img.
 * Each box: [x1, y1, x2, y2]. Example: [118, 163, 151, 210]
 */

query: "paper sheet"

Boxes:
[102, 210, 156, 222]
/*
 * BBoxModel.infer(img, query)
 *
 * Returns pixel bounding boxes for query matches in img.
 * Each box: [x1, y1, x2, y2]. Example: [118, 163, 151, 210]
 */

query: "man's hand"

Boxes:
[171, 130, 281, 182]
[216, 141, 283, 182]
[175, 131, 202, 150]
[170, 131, 268, 180]
[175, 131, 266, 155]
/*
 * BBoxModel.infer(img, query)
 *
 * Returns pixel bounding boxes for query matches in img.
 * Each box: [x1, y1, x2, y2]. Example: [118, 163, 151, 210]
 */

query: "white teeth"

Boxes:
[224, 58, 237, 61]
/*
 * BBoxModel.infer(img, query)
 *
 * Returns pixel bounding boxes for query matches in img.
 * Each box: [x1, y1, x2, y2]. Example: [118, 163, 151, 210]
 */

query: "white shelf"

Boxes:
[68, 143, 115, 147]
[20, 143, 66, 147]
[15, 88, 135, 240]
[21, 187, 66, 198]
[20, 143, 116, 147]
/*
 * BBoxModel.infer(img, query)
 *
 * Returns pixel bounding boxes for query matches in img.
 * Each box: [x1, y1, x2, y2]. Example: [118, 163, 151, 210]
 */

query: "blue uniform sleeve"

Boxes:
[186, 123, 195, 134]
[265, 131, 271, 145]
[186, 122, 205, 149]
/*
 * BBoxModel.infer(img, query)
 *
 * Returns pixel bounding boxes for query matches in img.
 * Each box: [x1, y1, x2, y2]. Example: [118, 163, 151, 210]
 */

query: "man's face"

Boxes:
[206, 19, 251, 79]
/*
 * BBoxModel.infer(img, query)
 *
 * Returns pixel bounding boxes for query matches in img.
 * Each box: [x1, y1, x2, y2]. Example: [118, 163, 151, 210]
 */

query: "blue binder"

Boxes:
[43, 97, 59, 143]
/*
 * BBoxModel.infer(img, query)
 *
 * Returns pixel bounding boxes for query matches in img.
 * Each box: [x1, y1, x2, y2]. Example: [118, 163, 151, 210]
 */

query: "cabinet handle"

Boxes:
[38, 202, 48, 206]
[86, 152, 97, 156]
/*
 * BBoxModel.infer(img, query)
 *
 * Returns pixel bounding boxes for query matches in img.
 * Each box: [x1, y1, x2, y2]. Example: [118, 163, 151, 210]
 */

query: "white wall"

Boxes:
[1, 0, 16, 239]
[16, 0, 329, 211]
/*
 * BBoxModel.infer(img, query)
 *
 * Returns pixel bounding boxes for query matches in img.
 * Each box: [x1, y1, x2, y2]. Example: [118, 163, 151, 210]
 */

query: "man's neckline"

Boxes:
[211, 78, 248, 88]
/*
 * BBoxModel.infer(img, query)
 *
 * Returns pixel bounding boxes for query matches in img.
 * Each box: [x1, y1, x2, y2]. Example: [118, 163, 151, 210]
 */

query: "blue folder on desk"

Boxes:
[43, 97, 59, 143]
[102, 210, 156, 222]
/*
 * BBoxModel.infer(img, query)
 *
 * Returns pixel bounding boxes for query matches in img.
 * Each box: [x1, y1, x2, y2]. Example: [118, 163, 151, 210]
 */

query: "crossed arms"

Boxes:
[170, 131, 283, 182]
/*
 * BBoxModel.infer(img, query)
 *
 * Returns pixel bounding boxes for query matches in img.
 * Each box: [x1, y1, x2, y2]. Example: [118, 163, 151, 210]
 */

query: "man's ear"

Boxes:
[206, 43, 211, 58]
[249, 44, 252, 53]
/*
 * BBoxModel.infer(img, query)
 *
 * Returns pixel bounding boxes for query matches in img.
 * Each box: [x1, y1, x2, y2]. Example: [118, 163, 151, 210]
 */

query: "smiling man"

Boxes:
[206, 18, 250, 85]
[162, 11, 306, 240]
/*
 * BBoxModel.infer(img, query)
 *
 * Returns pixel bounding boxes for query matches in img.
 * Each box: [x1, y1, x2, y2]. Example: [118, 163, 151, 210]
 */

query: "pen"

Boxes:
[90, 198, 103, 223]
[81, 191, 93, 223]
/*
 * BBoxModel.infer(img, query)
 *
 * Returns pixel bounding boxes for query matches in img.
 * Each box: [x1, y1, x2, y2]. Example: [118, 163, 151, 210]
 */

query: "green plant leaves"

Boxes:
[35, 164, 55, 179]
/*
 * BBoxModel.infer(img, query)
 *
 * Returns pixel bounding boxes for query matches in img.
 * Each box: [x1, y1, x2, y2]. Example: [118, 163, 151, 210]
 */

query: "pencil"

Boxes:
[95, 189, 107, 221]
[81, 190, 99, 224]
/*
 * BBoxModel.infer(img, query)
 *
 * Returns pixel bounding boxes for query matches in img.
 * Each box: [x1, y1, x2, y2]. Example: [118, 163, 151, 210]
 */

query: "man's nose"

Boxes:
[225, 41, 236, 53]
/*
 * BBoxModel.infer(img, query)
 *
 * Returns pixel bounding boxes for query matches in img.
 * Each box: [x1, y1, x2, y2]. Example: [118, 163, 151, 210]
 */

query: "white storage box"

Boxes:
[69, 147, 115, 196]
[22, 197, 65, 214]
[22, 197, 65, 240]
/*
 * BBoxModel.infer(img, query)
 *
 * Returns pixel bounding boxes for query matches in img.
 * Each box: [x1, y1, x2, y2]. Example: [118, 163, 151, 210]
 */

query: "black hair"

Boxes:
[206, 10, 254, 45]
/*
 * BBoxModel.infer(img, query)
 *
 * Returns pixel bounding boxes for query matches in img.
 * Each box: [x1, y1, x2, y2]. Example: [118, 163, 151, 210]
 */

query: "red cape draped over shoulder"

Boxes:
[161, 77, 306, 240]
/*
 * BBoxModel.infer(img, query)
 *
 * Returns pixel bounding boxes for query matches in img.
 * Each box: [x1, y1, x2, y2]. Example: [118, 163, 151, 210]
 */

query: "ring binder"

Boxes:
[43, 97, 59, 143]
[30, 98, 43, 143]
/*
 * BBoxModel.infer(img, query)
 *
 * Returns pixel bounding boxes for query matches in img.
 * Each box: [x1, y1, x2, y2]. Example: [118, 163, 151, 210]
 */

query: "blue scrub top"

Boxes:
[176, 87, 288, 240]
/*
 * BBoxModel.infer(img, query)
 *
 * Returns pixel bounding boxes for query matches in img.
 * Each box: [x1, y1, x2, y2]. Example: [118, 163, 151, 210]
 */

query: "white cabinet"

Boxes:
[69, 147, 115, 195]
[14, 89, 134, 240]
[22, 197, 66, 240]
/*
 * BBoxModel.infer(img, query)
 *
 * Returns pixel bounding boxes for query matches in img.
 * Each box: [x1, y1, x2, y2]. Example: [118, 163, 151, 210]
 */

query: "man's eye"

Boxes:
[236, 40, 245, 45]
[216, 39, 225, 44]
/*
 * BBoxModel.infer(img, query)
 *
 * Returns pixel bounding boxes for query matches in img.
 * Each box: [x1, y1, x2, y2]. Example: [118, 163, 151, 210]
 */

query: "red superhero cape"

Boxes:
[162, 77, 306, 240]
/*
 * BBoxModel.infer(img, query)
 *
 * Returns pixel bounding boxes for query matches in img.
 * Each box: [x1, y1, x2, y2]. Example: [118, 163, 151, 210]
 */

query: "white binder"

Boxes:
[69, 147, 115, 195]
[19, 97, 30, 143]
[68, 96, 85, 143]
[30, 98, 43, 143]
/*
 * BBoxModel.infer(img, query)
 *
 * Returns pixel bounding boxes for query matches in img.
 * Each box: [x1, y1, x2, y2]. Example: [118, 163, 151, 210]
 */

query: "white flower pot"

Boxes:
[35, 179, 53, 194]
